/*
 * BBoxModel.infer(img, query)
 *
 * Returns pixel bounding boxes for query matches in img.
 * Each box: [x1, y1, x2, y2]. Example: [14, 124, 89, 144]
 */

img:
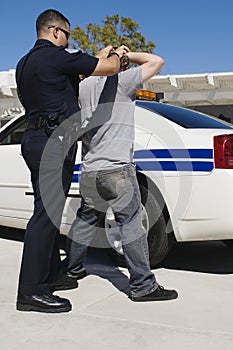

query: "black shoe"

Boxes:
[49, 274, 79, 292]
[131, 285, 178, 302]
[16, 293, 72, 313]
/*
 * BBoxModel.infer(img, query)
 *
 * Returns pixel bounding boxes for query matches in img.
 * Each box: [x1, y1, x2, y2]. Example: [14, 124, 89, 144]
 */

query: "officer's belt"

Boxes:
[25, 116, 45, 130]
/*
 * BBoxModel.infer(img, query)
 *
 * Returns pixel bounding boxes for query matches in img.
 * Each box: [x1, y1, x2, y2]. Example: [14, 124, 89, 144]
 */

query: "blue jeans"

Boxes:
[67, 163, 158, 297]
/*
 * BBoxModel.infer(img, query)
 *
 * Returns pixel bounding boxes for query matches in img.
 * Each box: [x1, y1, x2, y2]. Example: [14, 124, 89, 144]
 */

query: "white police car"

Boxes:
[1, 90, 233, 266]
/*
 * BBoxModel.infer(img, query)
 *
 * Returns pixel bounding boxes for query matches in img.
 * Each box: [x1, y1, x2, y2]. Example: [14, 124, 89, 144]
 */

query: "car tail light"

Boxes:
[214, 134, 233, 168]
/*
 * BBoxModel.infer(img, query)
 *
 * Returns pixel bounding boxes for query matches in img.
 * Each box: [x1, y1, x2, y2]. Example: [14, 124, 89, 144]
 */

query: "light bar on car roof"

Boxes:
[136, 89, 164, 102]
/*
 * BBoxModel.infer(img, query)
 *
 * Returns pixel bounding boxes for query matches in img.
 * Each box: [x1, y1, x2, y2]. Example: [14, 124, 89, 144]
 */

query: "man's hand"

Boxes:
[96, 45, 130, 59]
[115, 45, 130, 59]
[92, 45, 130, 76]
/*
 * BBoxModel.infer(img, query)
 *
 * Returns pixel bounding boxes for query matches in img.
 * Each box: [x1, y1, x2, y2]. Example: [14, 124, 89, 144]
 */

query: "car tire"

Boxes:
[105, 181, 172, 268]
[140, 184, 170, 267]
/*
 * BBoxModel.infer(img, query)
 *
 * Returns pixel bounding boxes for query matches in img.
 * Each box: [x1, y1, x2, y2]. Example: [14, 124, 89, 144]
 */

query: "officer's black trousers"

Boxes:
[18, 128, 76, 295]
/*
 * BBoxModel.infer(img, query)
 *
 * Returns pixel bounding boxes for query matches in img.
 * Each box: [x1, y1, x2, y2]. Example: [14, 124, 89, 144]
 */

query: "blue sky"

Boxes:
[1, 0, 233, 75]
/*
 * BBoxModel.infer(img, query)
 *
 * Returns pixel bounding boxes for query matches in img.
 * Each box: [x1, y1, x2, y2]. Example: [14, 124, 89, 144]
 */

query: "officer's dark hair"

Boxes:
[36, 9, 70, 35]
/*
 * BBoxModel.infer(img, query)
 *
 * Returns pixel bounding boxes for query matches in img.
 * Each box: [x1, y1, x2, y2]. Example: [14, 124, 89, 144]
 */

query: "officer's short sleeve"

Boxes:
[58, 48, 99, 77]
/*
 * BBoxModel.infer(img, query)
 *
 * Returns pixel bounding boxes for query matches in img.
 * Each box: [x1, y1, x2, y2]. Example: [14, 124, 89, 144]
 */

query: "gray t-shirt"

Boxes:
[79, 66, 143, 172]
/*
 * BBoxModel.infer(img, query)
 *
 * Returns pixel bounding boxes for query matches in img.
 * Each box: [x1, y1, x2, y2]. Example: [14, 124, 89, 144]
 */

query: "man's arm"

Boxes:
[92, 45, 129, 76]
[126, 52, 164, 82]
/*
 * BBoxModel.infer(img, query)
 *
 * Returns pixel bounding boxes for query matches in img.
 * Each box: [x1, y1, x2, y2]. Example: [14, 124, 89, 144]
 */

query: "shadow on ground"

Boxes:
[158, 240, 233, 275]
[0, 226, 131, 296]
[1, 226, 233, 292]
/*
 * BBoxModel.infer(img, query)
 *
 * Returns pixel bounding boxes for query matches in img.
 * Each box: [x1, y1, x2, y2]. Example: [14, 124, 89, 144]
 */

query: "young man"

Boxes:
[16, 9, 127, 313]
[65, 50, 178, 302]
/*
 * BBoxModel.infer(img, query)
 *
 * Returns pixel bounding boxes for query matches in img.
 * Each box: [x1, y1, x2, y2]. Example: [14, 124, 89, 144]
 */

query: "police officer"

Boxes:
[16, 9, 127, 313]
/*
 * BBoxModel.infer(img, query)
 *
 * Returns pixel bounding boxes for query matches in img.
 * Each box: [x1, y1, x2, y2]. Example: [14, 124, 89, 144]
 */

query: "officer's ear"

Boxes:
[47, 25, 59, 40]
[53, 27, 60, 39]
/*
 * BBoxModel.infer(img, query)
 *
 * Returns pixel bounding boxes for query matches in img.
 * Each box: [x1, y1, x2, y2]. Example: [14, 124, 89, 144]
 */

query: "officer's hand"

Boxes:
[95, 46, 113, 59]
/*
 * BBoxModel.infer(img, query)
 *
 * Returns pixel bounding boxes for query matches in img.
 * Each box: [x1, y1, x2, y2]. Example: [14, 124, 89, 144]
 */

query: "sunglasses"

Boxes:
[48, 25, 70, 40]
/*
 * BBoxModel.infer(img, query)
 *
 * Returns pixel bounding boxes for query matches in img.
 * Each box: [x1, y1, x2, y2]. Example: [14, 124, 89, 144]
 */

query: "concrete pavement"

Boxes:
[0, 235, 233, 350]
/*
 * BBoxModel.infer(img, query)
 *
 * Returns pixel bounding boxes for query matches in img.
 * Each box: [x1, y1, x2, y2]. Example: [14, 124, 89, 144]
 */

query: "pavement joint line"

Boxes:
[77, 312, 233, 337]
[2, 301, 233, 340]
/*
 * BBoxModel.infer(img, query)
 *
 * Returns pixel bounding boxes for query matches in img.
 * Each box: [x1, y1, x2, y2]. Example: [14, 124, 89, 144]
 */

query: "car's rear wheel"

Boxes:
[105, 182, 172, 268]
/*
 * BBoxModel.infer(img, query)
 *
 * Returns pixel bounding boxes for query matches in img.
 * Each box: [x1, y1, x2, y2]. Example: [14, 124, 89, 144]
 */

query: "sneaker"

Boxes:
[130, 285, 178, 302]
[49, 270, 88, 292]
[66, 270, 88, 281]
[49, 274, 78, 292]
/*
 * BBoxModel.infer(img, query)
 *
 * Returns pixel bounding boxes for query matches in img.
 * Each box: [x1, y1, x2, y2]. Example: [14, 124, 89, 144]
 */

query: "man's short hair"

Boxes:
[36, 9, 70, 35]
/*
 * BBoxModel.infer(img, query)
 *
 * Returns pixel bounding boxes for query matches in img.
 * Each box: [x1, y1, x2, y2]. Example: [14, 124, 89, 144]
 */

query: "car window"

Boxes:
[136, 101, 233, 129]
[0, 116, 26, 145]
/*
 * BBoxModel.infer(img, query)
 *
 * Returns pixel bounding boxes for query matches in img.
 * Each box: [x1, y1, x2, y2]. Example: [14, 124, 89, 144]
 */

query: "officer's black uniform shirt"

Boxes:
[16, 39, 98, 119]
